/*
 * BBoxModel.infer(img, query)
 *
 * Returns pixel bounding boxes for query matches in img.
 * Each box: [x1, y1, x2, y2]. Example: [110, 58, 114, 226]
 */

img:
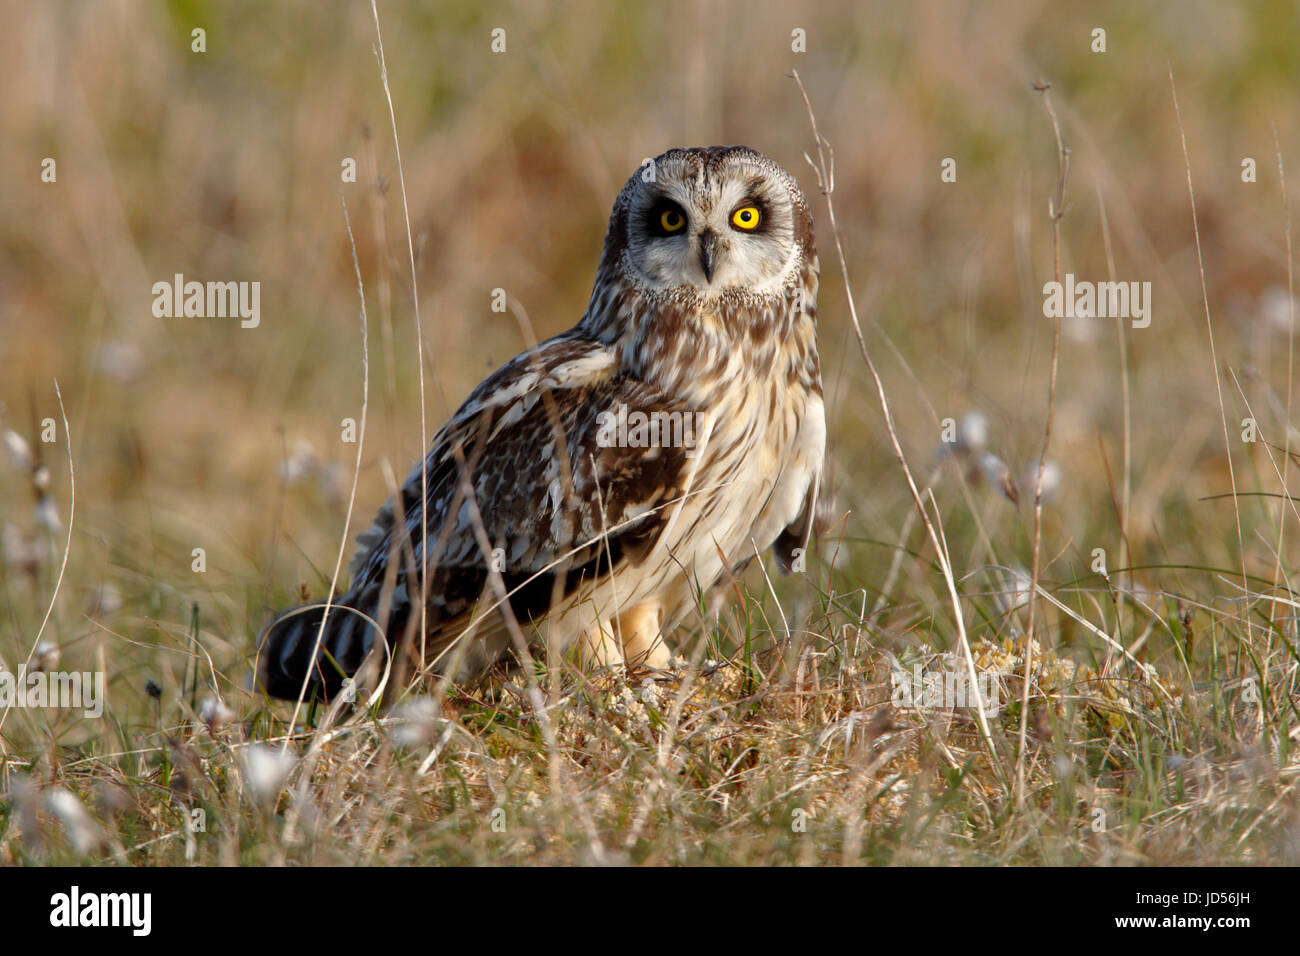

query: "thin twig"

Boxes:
[1095, 181, 1132, 603]
[1017, 80, 1069, 808]
[1169, 67, 1249, 643]
[1269, 125, 1295, 649]
[371, 0, 435, 671]
[283, 199, 371, 742]
[789, 70, 1001, 773]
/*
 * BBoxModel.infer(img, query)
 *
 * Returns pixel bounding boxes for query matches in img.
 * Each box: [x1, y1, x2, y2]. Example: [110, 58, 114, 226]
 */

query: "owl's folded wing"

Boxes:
[346, 332, 697, 632]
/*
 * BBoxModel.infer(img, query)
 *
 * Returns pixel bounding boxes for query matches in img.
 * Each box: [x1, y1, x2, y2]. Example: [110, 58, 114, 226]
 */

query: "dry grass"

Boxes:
[2, 0, 1300, 865]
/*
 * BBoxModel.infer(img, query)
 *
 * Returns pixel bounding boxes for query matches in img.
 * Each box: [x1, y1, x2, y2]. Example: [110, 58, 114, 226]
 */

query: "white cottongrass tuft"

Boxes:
[936, 410, 1018, 504]
[199, 695, 236, 729]
[279, 437, 319, 485]
[995, 567, 1035, 616]
[2, 428, 33, 470]
[957, 410, 989, 454]
[2, 523, 42, 572]
[976, 451, 1020, 505]
[46, 787, 107, 855]
[1258, 286, 1297, 336]
[1020, 459, 1063, 503]
[34, 495, 62, 533]
[32, 641, 60, 672]
[387, 696, 441, 748]
[241, 744, 297, 803]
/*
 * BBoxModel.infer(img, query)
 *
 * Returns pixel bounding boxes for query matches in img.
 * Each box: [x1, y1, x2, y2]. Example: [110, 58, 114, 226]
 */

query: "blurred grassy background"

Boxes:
[2, 1, 1299, 863]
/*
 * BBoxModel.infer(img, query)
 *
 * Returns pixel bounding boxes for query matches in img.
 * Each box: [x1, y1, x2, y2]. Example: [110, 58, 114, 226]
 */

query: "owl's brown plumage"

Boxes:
[256, 145, 824, 701]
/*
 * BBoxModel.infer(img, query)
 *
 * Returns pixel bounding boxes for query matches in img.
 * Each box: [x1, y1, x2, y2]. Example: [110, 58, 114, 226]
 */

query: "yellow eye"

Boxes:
[660, 209, 685, 232]
[731, 205, 760, 230]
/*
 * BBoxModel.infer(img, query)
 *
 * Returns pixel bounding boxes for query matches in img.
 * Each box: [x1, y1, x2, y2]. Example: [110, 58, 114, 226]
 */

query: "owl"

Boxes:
[256, 145, 825, 701]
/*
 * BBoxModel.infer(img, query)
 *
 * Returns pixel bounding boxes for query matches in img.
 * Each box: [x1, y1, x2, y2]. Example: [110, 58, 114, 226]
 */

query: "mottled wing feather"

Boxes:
[773, 470, 819, 574]
[347, 332, 693, 637]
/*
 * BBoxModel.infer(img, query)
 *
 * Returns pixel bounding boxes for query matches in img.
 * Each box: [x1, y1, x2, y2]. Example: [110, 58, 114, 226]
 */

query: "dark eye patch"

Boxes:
[730, 195, 772, 234]
[643, 198, 690, 238]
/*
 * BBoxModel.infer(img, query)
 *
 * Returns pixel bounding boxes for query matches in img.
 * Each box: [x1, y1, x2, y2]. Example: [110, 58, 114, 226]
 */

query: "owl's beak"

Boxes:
[698, 230, 718, 284]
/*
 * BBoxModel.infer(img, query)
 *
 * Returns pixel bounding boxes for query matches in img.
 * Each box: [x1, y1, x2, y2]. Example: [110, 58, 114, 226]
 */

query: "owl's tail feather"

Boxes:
[254, 588, 389, 701]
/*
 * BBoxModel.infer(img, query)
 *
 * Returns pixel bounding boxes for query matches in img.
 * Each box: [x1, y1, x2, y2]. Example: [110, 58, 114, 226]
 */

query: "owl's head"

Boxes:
[601, 146, 815, 298]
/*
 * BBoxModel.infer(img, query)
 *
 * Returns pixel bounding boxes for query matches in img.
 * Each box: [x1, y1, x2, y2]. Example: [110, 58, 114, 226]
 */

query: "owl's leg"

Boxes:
[577, 625, 626, 669]
[615, 601, 671, 669]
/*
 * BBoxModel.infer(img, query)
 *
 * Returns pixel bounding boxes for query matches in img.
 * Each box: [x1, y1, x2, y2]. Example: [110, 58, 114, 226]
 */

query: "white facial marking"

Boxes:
[624, 153, 801, 295]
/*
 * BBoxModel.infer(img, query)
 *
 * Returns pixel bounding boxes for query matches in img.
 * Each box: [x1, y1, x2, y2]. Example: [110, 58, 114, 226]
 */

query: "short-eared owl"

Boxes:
[256, 145, 825, 700]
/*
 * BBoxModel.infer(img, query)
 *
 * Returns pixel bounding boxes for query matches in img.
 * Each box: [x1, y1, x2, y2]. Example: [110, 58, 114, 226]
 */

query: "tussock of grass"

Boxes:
[3, 571, 1297, 865]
